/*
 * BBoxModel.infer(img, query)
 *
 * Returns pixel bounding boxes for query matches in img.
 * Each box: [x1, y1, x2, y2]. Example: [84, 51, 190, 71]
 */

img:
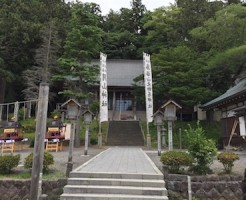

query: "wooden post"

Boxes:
[146, 122, 151, 148]
[66, 120, 75, 177]
[27, 102, 32, 118]
[179, 128, 182, 149]
[7, 104, 9, 120]
[74, 115, 81, 148]
[30, 83, 49, 200]
[161, 125, 166, 148]
[168, 121, 173, 150]
[23, 102, 26, 120]
[188, 176, 192, 200]
[0, 105, 2, 121]
[14, 101, 19, 121]
[98, 122, 102, 147]
[84, 124, 89, 155]
[157, 125, 161, 156]
[227, 119, 238, 148]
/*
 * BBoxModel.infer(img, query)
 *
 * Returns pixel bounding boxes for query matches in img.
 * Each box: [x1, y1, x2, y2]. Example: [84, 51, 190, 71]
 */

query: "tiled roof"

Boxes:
[201, 78, 246, 109]
[108, 60, 144, 87]
[65, 59, 145, 87]
[94, 59, 144, 87]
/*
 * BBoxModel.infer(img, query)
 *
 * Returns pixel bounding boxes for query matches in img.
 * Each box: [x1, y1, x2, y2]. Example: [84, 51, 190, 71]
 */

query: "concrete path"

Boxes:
[74, 147, 161, 175]
[60, 147, 168, 199]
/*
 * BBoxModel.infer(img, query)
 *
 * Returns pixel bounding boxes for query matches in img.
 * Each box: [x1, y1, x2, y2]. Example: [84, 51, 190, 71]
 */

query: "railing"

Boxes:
[138, 119, 146, 143]
[0, 99, 38, 121]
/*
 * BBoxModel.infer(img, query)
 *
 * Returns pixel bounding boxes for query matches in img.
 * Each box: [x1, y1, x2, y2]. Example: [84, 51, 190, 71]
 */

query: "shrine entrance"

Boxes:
[108, 91, 135, 121]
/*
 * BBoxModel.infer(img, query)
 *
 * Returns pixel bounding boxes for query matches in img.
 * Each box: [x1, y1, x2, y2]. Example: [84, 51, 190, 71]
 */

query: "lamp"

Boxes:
[61, 99, 81, 177]
[66, 102, 80, 120]
[164, 104, 177, 121]
[83, 110, 93, 125]
[161, 100, 182, 150]
[153, 110, 164, 126]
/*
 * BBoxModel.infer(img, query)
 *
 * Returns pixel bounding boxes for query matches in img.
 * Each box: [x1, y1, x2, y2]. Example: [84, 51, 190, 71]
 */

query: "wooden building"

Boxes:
[92, 59, 146, 121]
[201, 78, 246, 148]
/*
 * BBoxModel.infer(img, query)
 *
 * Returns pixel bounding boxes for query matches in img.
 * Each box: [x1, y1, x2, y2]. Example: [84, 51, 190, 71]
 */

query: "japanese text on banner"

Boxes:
[143, 53, 153, 122]
[100, 53, 108, 122]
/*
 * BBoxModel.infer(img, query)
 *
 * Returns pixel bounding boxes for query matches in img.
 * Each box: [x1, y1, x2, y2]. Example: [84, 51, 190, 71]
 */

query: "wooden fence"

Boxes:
[0, 99, 38, 122]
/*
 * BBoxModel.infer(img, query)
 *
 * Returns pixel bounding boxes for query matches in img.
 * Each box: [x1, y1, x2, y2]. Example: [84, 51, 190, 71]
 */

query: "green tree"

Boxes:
[142, 7, 183, 54]
[176, 0, 223, 41]
[150, 46, 215, 107]
[191, 4, 246, 52]
[22, 23, 61, 101]
[0, 0, 70, 103]
[0, 0, 41, 102]
[131, 0, 146, 34]
[184, 123, 217, 174]
[56, 2, 103, 101]
[206, 45, 246, 93]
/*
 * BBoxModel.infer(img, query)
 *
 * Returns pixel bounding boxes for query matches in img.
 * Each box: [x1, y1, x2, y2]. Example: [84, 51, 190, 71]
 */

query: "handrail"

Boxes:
[139, 119, 146, 143]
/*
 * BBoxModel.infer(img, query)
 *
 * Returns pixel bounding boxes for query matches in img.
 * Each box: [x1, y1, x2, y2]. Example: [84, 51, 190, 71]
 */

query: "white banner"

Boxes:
[239, 116, 246, 136]
[143, 53, 153, 122]
[99, 52, 108, 122]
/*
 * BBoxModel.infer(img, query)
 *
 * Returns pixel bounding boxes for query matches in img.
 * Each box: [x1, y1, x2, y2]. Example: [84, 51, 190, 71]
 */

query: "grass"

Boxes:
[141, 120, 221, 149]
[0, 169, 65, 180]
[17, 117, 221, 149]
[19, 117, 109, 147]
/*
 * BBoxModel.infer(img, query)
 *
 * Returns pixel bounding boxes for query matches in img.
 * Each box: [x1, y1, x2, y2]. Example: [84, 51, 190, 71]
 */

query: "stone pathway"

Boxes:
[60, 147, 168, 200]
[75, 147, 160, 174]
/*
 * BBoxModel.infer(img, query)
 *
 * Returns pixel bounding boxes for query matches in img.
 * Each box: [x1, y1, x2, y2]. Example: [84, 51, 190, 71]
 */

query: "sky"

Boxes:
[79, 0, 176, 15]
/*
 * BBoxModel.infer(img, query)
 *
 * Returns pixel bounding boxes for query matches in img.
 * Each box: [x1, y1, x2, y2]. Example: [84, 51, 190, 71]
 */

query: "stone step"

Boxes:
[60, 193, 169, 200]
[63, 185, 167, 196]
[106, 142, 144, 145]
[69, 172, 163, 180]
[67, 177, 165, 187]
[107, 121, 144, 146]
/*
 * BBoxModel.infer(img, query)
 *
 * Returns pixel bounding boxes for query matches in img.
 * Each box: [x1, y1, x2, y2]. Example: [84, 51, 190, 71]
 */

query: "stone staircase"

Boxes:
[60, 171, 168, 200]
[107, 121, 144, 146]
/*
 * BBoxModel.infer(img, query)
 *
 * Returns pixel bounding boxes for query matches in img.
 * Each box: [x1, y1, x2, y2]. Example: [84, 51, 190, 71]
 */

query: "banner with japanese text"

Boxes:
[143, 53, 153, 122]
[99, 52, 108, 122]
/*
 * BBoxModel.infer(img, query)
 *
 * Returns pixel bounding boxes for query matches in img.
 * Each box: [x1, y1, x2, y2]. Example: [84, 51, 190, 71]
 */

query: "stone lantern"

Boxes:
[153, 110, 164, 156]
[161, 100, 182, 150]
[61, 99, 81, 177]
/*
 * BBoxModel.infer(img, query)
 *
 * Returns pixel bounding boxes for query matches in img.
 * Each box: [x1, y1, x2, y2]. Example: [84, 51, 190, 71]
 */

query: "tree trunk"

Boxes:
[0, 77, 6, 103]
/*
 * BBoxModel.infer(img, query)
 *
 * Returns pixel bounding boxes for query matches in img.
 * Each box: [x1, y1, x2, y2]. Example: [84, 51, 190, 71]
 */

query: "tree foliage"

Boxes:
[184, 122, 217, 174]
[55, 2, 102, 101]
[191, 4, 246, 52]
[0, 0, 245, 110]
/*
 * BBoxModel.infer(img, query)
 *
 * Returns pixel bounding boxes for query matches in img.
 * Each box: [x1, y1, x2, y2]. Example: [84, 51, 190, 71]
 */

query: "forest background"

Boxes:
[0, 0, 246, 111]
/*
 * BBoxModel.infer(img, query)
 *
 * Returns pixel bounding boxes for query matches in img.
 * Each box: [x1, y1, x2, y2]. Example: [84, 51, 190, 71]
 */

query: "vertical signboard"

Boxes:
[99, 52, 108, 122]
[143, 53, 153, 123]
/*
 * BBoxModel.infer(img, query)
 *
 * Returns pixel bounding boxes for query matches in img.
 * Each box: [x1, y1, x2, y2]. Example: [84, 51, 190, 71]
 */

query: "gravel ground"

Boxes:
[15, 145, 246, 177]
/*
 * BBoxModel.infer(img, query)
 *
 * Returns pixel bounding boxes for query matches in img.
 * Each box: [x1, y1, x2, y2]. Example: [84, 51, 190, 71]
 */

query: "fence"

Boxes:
[0, 99, 38, 122]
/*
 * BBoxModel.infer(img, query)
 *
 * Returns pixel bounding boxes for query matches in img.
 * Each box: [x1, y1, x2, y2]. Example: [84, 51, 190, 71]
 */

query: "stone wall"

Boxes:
[0, 179, 67, 200]
[0, 175, 244, 200]
[165, 173, 243, 200]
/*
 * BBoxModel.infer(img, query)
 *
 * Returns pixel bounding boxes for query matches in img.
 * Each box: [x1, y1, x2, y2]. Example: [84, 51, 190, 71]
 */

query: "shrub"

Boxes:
[24, 151, 54, 173]
[184, 122, 217, 174]
[0, 154, 20, 174]
[217, 151, 239, 173]
[160, 151, 194, 174]
[90, 137, 97, 145]
[50, 110, 61, 119]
